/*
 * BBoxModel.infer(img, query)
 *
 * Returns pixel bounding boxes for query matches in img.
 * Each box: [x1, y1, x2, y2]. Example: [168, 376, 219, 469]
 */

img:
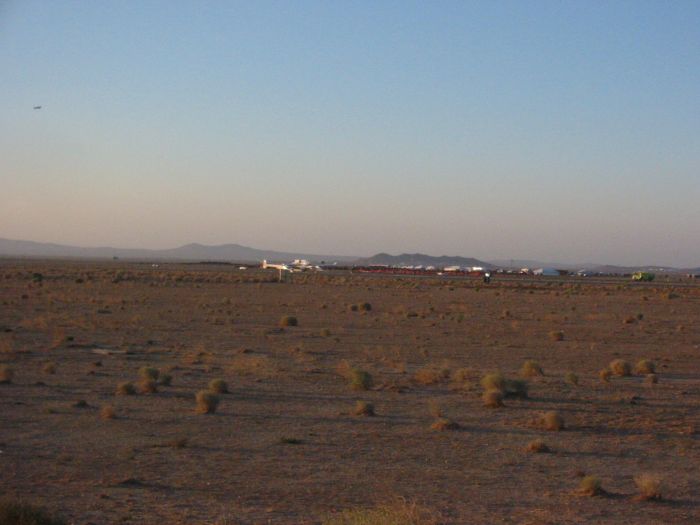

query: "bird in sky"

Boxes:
[33, 105, 42, 110]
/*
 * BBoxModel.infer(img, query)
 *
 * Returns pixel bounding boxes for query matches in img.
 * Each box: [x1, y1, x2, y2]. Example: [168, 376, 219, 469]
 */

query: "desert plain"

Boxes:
[1, 260, 699, 524]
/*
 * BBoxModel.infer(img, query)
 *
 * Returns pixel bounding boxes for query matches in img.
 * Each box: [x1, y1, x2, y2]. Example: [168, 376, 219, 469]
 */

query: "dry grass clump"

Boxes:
[138, 379, 158, 394]
[482, 389, 504, 408]
[541, 411, 564, 431]
[349, 369, 373, 391]
[0, 365, 14, 384]
[609, 359, 631, 377]
[520, 360, 543, 377]
[354, 401, 375, 416]
[645, 373, 658, 385]
[195, 390, 220, 414]
[413, 365, 449, 385]
[349, 302, 372, 312]
[116, 381, 136, 395]
[579, 475, 603, 496]
[138, 366, 160, 381]
[280, 315, 298, 327]
[599, 368, 612, 383]
[565, 372, 579, 385]
[0, 499, 67, 525]
[633, 473, 663, 501]
[480, 372, 506, 392]
[430, 417, 460, 431]
[525, 439, 550, 453]
[635, 359, 655, 375]
[42, 362, 57, 375]
[323, 499, 438, 525]
[208, 378, 229, 394]
[548, 330, 564, 341]
[451, 368, 473, 382]
[100, 405, 116, 420]
[481, 373, 528, 399]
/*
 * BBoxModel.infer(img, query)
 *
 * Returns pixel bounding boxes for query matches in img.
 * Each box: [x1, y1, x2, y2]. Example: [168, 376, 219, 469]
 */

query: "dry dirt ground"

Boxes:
[1, 260, 699, 524]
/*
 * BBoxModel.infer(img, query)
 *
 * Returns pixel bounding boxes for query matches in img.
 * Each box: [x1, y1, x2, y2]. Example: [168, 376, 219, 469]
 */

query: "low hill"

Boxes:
[355, 252, 493, 269]
[0, 238, 355, 264]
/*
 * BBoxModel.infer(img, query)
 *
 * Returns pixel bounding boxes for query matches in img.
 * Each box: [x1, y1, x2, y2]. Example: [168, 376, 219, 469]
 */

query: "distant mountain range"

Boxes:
[0, 238, 354, 264]
[355, 252, 494, 269]
[0, 237, 696, 273]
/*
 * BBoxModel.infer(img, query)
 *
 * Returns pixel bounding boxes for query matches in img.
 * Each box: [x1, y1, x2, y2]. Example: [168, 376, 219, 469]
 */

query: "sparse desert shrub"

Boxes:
[633, 473, 663, 501]
[349, 369, 373, 391]
[645, 373, 658, 385]
[413, 366, 449, 385]
[195, 390, 219, 414]
[520, 360, 543, 377]
[100, 405, 116, 420]
[526, 439, 549, 453]
[565, 372, 579, 385]
[354, 400, 375, 416]
[579, 475, 603, 496]
[42, 362, 56, 375]
[0, 499, 67, 525]
[451, 368, 472, 382]
[138, 379, 158, 394]
[541, 411, 564, 431]
[549, 330, 564, 341]
[609, 359, 631, 377]
[280, 315, 298, 327]
[635, 359, 655, 375]
[482, 390, 504, 408]
[430, 417, 460, 431]
[138, 366, 160, 381]
[208, 378, 229, 394]
[116, 381, 136, 395]
[0, 365, 14, 384]
[599, 368, 612, 383]
[481, 372, 506, 392]
[481, 373, 527, 398]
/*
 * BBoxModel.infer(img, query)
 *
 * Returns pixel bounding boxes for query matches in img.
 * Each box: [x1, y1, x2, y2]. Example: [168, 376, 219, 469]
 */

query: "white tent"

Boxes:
[533, 267, 559, 276]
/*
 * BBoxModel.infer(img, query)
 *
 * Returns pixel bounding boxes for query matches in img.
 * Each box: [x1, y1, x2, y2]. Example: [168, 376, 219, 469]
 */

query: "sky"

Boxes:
[1, 1, 699, 266]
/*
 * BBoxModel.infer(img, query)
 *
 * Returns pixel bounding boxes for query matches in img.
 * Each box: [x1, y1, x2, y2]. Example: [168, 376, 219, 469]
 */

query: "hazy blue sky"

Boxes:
[1, 1, 699, 266]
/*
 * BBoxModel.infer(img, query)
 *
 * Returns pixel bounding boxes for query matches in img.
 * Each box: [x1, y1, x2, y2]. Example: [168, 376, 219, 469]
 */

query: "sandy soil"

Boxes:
[1, 260, 699, 524]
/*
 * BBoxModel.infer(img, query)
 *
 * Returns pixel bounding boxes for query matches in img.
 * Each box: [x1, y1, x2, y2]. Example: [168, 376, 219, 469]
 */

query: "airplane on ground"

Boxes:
[261, 259, 322, 272]
[262, 260, 290, 272]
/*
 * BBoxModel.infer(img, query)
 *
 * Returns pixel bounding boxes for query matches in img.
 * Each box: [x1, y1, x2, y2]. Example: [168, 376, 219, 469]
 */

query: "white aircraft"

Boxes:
[261, 260, 290, 271]
[261, 259, 322, 273]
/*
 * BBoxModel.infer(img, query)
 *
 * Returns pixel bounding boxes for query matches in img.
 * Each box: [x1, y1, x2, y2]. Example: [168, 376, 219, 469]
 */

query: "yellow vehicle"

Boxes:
[632, 272, 655, 282]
